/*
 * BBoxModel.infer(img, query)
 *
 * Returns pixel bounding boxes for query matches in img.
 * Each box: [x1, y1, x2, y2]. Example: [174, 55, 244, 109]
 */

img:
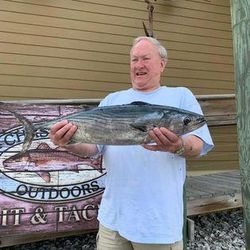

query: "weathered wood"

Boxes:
[186, 171, 242, 216]
[187, 193, 242, 216]
[230, 0, 250, 248]
[0, 0, 234, 100]
[0, 94, 238, 126]
[197, 94, 236, 126]
[0, 229, 97, 248]
[186, 218, 195, 242]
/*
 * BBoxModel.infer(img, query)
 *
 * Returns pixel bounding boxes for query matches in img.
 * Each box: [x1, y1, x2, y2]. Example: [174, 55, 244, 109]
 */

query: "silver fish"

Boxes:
[3, 143, 102, 183]
[10, 101, 206, 152]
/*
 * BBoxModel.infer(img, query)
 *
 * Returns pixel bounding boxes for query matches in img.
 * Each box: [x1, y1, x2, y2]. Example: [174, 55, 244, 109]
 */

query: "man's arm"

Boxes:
[179, 134, 203, 158]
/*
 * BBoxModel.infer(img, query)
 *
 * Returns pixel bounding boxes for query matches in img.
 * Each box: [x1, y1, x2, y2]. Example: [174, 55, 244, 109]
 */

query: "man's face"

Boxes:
[130, 40, 166, 92]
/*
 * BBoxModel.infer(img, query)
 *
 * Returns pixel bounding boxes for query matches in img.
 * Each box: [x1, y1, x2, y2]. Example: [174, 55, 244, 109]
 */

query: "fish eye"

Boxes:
[183, 117, 192, 126]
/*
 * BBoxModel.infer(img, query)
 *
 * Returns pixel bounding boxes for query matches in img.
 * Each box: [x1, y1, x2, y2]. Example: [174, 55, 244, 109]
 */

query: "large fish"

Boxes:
[3, 143, 103, 182]
[10, 101, 206, 152]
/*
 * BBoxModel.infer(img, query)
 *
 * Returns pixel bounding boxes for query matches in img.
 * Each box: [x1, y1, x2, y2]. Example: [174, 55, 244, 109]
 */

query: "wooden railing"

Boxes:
[197, 94, 236, 126]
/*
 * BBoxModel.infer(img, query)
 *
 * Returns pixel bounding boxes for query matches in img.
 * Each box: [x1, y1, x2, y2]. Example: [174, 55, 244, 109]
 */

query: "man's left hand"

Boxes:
[142, 127, 182, 153]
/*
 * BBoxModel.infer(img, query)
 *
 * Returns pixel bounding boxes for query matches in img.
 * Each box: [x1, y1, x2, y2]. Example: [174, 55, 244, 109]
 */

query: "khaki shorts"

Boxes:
[96, 224, 183, 250]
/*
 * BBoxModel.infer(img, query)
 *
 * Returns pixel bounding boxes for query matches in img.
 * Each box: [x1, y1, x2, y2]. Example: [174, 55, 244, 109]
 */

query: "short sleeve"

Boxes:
[180, 88, 214, 156]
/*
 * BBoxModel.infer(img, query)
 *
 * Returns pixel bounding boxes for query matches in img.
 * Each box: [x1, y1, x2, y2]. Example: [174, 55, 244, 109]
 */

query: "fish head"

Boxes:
[161, 110, 206, 135]
[3, 153, 33, 170]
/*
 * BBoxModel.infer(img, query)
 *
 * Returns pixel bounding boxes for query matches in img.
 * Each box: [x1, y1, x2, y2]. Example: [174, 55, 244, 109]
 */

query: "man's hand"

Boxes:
[143, 127, 204, 157]
[49, 120, 77, 147]
[142, 127, 182, 153]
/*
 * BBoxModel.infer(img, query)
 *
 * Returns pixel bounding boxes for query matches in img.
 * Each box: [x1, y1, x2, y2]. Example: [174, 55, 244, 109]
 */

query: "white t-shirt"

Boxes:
[97, 86, 214, 244]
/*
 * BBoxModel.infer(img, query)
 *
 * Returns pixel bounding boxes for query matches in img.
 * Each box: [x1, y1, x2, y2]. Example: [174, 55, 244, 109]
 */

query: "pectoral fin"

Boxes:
[73, 165, 79, 173]
[37, 171, 51, 183]
[130, 123, 148, 132]
[130, 112, 164, 132]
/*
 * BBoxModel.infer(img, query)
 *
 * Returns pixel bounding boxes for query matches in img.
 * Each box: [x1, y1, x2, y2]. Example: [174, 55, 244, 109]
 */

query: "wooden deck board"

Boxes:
[187, 177, 240, 196]
[186, 170, 242, 216]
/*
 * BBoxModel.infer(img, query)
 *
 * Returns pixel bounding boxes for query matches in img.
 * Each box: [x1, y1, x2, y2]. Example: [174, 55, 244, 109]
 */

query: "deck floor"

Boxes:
[186, 170, 242, 216]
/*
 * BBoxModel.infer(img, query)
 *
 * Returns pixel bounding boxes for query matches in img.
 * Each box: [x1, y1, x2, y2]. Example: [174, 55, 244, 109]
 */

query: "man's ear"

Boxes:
[161, 59, 167, 72]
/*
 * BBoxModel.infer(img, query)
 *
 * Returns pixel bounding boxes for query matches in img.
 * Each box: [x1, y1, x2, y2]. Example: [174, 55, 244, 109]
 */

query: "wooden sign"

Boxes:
[0, 101, 105, 246]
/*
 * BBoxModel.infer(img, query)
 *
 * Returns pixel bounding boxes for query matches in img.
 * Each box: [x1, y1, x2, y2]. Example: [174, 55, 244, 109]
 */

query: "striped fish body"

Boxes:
[58, 102, 206, 145]
[11, 102, 206, 152]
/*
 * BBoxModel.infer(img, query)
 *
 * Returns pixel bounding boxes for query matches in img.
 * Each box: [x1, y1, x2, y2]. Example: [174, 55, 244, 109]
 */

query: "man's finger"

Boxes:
[53, 123, 75, 140]
[142, 144, 159, 151]
[50, 120, 68, 135]
[159, 127, 179, 143]
[59, 125, 77, 144]
[150, 128, 171, 146]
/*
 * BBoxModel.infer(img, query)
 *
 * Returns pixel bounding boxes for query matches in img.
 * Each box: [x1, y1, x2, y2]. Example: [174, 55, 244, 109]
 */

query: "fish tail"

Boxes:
[9, 110, 37, 153]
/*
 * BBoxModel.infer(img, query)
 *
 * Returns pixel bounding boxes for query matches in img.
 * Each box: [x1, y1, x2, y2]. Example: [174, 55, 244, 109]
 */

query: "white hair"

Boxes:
[131, 36, 168, 62]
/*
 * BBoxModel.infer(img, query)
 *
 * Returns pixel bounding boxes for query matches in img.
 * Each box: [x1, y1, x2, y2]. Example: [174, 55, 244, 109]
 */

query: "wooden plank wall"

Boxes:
[0, 0, 234, 100]
[188, 95, 239, 172]
[188, 125, 239, 171]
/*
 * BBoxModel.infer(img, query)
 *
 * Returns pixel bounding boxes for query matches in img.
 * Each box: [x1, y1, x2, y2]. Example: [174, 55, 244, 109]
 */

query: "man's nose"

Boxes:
[135, 59, 145, 68]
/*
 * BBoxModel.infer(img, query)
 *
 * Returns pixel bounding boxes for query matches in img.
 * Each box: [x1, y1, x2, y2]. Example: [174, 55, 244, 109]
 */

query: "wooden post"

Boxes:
[230, 0, 250, 248]
[183, 180, 187, 250]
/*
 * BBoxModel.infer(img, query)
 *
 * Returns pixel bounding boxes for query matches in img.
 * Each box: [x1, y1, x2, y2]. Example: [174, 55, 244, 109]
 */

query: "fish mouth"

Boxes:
[198, 117, 206, 124]
[199, 117, 207, 123]
[195, 116, 206, 127]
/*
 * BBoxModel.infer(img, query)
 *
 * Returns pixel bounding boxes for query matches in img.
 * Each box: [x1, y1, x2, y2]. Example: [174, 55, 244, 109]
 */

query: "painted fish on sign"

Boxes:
[3, 142, 103, 183]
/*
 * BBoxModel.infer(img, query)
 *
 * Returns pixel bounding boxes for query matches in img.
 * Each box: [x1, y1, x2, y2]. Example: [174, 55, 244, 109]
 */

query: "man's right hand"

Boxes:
[49, 120, 77, 146]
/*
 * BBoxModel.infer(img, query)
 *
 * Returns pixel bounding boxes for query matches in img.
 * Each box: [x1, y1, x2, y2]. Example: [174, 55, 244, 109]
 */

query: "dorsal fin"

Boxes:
[37, 143, 51, 150]
[130, 101, 150, 106]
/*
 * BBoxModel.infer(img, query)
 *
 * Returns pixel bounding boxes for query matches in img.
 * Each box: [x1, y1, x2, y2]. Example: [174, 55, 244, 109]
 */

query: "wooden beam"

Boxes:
[230, 0, 250, 248]
[0, 94, 237, 126]
[197, 94, 236, 126]
[187, 193, 242, 216]
[0, 229, 97, 248]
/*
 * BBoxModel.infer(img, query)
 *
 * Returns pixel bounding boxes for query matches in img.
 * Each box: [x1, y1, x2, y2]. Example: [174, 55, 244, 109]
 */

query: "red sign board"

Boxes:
[0, 102, 105, 245]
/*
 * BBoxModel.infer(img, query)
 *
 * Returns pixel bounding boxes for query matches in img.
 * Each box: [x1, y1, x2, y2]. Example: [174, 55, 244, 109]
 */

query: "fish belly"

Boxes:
[71, 119, 150, 145]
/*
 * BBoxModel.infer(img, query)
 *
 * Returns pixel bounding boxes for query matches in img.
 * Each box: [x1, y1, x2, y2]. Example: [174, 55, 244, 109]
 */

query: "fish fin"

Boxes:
[67, 138, 78, 145]
[130, 123, 148, 132]
[55, 146, 68, 151]
[37, 171, 51, 183]
[130, 112, 164, 132]
[87, 162, 103, 173]
[8, 110, 37, 153]
[37, 142, 51, 150]
[73, 165, 79, 173]
[129, 101, 151, 106]
[87, 155, 103, 173]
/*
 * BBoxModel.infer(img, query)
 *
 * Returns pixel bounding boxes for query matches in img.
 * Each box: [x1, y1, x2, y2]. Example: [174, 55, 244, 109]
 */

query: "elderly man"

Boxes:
[49, 37, 213, 250]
